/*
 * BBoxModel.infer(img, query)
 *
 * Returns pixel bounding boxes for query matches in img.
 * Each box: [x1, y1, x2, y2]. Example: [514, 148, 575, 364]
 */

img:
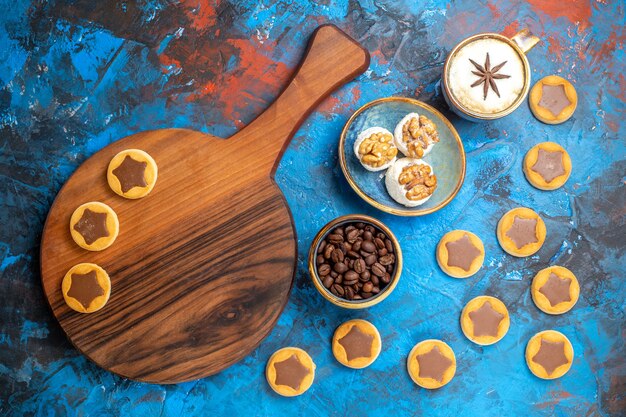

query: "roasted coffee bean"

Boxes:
[379, 254, 394, 266]
[345, 270, 358, 282]
[332, 284, 345, 296]
[354, 258, 366, 273]
[361, 240, 376, 253]
[371, 262, 386, 277]
[371, 274, 379, 285]
[315, 221, 397, 303]
[318, 240, 326, 254]
[331, 249, 344, 263]
[322, 276, 334, 288]
[365, 254, 377, 266]
[328, 233, 344, 244]
[359, 270, 371, 282]
[345, 287, 355, 300]
[346, 229, 359, 243]
[318, 264, 331, 276]
[334, 262, 348, 274]
[324, 244, 335, 259]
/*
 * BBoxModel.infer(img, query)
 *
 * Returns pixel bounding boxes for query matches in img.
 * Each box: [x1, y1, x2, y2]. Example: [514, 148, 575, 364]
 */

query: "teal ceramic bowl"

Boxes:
[339, 97, 466, 216]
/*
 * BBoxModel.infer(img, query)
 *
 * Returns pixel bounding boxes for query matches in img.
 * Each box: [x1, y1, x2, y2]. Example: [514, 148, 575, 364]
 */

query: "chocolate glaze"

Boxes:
[67, 270, 104, 309]
[506, 216, 538, 249]
[532, 339, 569, 375]
[416, 346, 452, 382]
[273, 354, 309, 390]
[112, 155, 148, 193]
[445, 234, 481, 271]
[539, 84, 571, 117]
[338, 325, 374, 361]
[531, 148, 566, 183]
[468, 301, 504, 337]
[539, 273, 572, 307]
[73, 208, 109, 245]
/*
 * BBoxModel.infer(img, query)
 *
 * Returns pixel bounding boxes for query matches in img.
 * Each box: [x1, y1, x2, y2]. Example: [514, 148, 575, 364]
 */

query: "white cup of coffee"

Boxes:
[442, 29, 540, 122]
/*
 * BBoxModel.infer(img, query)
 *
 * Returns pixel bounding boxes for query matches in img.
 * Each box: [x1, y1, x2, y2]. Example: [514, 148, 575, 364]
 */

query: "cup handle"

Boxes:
[511, 28, 540, 54]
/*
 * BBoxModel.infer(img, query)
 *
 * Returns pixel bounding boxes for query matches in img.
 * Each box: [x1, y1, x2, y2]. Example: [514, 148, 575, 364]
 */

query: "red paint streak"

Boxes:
[158, 53, 182, 73]
[546, 35, 564, 62]
[487, 2, 501, 18]
[180, 0, 219, 30]
[317, 84, 361, 116]
[501, 21, 520, 38]
[370, 49, 389, 65]
[211, 38, 290, 128]
[534, 390, 575, 410]
[526, 0, 592, 32]
[587, 29, 621, 73]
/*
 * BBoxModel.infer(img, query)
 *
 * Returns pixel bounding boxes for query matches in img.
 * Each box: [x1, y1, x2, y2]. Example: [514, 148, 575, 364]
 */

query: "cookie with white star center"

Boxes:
[407, 339, 456, 389]
[266, 347, 315, 397]
[531, 266, 579, 315]
[436, 230, 485, 278]
[523, 142, 572, 190]
[107, 149, 158, 199]
[62, 263, 111, 313]
[529, 75, 577, 124]
[332, 319, 381, 369]
[460, 296, 510, 345]
[526, 330, 574, 379]
[497, 207, 546, 257]
[69, 202, 119, 251]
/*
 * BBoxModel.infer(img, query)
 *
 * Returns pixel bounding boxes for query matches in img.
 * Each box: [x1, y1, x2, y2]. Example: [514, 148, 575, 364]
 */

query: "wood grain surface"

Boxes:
[40, 24, 370, 383]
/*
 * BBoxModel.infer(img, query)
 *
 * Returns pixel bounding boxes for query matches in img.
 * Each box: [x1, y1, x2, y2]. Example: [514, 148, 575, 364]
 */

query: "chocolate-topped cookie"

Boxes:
[529, 75, 577, 124]
[461, 295, 510, 345]
[526, 330, 574, 379]
[437, 230, 485, 278]
[62, 263, 111, 313]
[332, 319, 381, 369]
[497, 207, 546, 257]
[407, 339, 456, 389]
[266, 347, 315, 397]
[69, 202, 119, 251]
[523, 142, 572, 190]
[531, 266, 580, 315]
[107, 149, 158, 199]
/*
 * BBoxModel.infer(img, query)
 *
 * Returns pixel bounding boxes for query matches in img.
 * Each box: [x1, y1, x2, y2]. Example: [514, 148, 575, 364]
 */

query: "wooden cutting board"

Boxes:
[40, 24, 369, 384]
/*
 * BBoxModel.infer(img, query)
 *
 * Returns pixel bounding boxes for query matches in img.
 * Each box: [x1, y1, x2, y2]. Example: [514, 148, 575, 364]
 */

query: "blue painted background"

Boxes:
[1, 1, 624, 416]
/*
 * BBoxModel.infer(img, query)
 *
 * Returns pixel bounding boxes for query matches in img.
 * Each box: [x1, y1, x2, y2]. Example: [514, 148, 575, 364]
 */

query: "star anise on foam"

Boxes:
[469, 53, 511, 100]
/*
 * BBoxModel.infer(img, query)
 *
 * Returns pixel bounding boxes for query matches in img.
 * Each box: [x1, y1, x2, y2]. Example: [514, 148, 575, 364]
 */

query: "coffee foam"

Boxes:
[448, 37, 525, 115]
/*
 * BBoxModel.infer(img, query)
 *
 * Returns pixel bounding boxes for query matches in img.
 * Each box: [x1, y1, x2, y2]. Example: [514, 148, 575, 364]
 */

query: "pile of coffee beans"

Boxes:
[315, 222, 396, 301]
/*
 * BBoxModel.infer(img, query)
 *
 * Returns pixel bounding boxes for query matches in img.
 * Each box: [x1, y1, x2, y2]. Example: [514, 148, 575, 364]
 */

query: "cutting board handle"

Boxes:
[234, 24, 370, 175]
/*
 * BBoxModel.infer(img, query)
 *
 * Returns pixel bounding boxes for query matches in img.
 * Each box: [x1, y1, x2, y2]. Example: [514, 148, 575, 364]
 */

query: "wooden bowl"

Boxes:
[308, 214, 402, 309]
[339, 97, 465, 216]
